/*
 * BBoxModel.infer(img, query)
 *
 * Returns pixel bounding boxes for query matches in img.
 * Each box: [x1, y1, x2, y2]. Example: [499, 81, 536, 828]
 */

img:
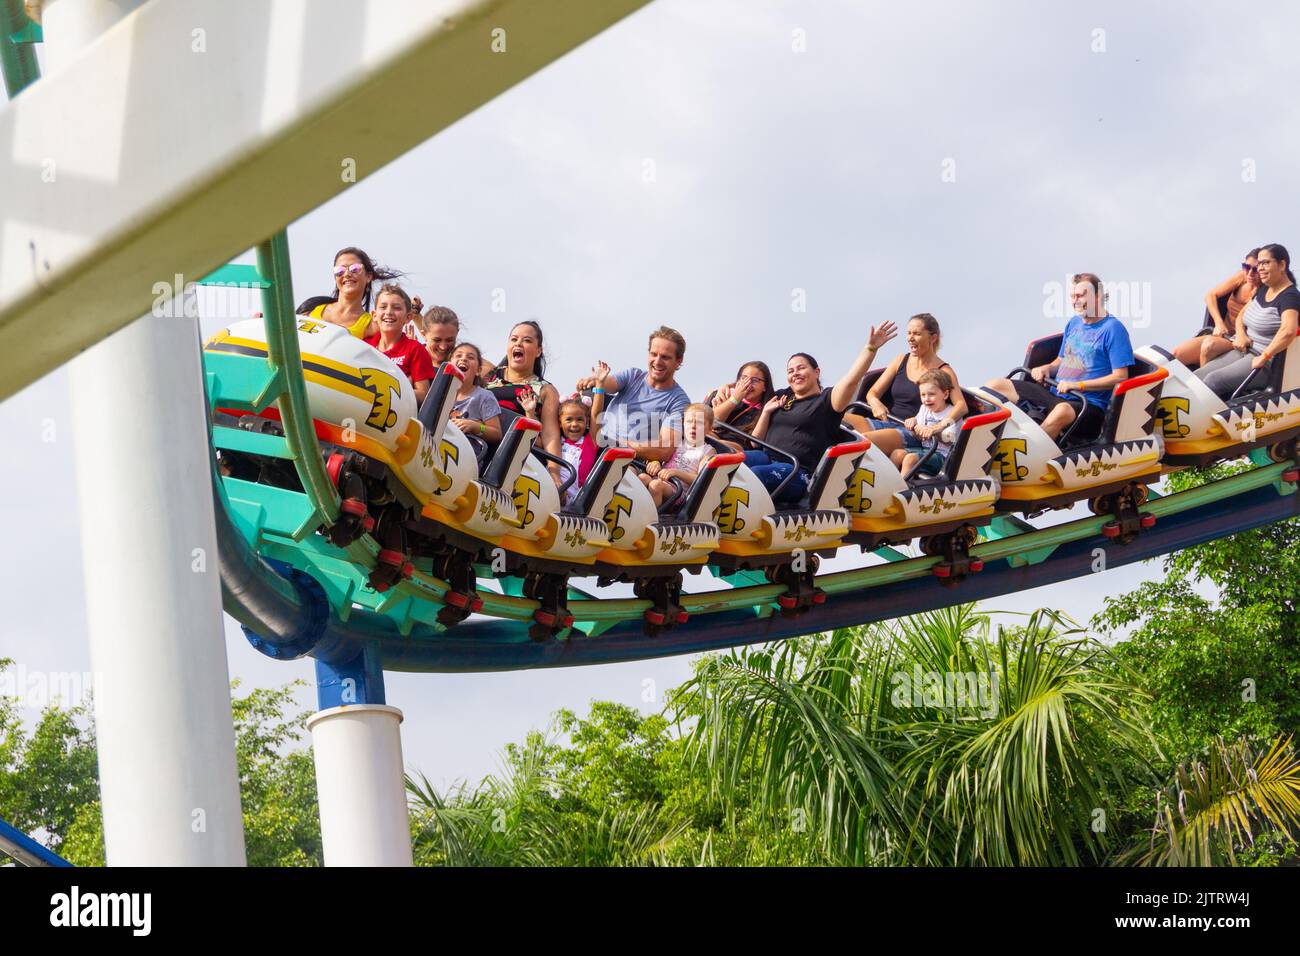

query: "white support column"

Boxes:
[306, 705, 413, 866]
[53, 0, 246, 866]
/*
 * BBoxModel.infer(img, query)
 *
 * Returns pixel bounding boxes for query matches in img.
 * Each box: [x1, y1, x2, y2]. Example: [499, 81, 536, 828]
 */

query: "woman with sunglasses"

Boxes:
[1195, 243, 1300, 398]
[1170, 249, 1262, 368]
[295, 246, 401, 339]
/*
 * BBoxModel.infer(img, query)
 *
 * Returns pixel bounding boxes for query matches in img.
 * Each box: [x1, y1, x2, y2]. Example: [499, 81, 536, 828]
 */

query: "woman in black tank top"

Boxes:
[848, 313, 968, 458]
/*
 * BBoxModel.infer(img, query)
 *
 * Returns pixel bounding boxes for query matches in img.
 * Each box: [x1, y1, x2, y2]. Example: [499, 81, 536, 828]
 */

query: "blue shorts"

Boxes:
[913, 445, 950, 477]
[864, 417, 923, 449]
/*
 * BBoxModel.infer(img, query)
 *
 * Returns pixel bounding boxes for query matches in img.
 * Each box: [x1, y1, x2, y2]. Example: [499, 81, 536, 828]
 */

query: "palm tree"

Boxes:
[673, 605, 1160, 866]
[1124, 734, 1300, 866]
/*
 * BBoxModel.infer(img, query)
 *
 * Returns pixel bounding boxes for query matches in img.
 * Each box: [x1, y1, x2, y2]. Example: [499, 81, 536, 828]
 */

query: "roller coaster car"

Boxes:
[1138, 335, 1300, 468]
[706, 425, 869, 613]
[971, 332, 1169, 516]
[834, 383, 1010, 581]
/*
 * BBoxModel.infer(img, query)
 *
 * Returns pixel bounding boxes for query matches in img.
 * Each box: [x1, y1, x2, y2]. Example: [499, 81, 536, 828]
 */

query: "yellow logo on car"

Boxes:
[512, 475, 541, 528]
[995, 438, 1029, 482]
[840, 467, 876, 513]
[714, 486, 750, 534]
[604, 493, 633, 542]
[361, 368, 401, 431]
[1156, 397, 1191, 438]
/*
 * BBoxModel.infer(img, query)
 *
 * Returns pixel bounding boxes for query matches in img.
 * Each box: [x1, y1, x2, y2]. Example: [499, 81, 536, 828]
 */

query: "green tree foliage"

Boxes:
[0, 657, 98, 864]
[1123, 735, 1300, 866]
[1094, 461, 1300, 760]
[677, 606, 1158, 866]
[230, 679, 322, 867]
[0, 669, 320, 866]
[408, 608, 1171, 866]
[407, 708, 698, 867]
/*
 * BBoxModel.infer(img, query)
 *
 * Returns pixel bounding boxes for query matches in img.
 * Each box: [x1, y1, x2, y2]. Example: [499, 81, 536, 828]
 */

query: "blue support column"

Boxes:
[315, 644, 387, 710]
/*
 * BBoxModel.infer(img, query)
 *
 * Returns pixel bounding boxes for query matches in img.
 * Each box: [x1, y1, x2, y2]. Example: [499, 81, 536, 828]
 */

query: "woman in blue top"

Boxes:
[984, 273, 1134, 442]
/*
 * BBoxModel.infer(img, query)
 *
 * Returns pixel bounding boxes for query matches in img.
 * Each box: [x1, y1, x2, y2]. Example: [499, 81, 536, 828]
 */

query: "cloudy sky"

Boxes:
[3, 0, 1299, 790]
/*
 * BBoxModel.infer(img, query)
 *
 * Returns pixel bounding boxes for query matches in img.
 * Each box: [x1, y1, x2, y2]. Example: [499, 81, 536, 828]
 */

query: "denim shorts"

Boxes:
[864, 417, 923, 449]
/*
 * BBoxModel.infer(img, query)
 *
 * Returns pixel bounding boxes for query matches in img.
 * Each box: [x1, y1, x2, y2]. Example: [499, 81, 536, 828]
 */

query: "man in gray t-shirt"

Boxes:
[577, 326, 691, 460]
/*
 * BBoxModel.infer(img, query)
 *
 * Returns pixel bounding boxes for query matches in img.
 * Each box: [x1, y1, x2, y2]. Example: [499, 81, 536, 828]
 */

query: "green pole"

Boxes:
[256, 231, 342, 522]
[0, 0, 40, 98]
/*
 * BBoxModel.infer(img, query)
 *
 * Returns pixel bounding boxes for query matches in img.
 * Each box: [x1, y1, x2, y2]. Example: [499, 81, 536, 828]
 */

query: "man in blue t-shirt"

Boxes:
[576, 326, 691, 460]
[985, 273, 1134, 441]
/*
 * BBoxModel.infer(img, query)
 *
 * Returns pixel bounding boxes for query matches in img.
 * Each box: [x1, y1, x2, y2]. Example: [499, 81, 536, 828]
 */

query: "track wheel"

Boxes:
[928, 524, 983, 585]
[368, 548, 406, 593]
[634, 575, 686, 636]
[1087, 493, 1115, 516]
[1268, 439, 1298, 464]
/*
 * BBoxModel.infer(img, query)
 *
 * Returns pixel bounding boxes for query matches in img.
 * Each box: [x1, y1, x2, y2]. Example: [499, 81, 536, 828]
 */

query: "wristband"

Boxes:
[479, 421, 486, 436]
[592, 387, 605, 395]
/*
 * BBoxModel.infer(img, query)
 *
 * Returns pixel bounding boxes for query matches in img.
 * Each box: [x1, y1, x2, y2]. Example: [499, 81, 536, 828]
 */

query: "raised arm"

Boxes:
[575, 364, 619, 393]
[751, 394, 785, 441]
[588, 361, 610, 445]
[831, 321, 899, 413]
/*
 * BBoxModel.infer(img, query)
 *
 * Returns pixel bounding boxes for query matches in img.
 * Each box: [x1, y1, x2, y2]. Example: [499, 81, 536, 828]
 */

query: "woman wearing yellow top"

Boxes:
[295, 246, 401, 339]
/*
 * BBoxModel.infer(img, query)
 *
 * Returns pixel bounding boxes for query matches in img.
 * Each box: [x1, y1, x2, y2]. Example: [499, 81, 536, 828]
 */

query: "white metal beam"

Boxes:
[0, 0, 651, 401]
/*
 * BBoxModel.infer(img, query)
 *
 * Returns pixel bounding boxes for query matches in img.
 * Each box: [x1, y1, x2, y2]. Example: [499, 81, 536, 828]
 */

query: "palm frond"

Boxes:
[1127, 735, 1300, 866]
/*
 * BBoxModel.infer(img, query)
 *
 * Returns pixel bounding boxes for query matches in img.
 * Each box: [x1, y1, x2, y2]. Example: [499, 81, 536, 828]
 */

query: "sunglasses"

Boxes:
[1242, 263, 1259, 273]
[333, 263, 366, 278]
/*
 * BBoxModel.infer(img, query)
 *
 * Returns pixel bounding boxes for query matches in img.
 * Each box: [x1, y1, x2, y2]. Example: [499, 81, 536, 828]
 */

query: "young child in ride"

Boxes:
[446, 342, 503, 445]
[639, 403, 718, 509]
[892, 369, 958, 478]
[557, 363, 609, 508]
[363, 284, 435, 405]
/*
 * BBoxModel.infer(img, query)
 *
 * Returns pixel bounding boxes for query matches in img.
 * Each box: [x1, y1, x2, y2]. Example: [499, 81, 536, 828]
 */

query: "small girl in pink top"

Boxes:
[640, 403, 717, 508]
